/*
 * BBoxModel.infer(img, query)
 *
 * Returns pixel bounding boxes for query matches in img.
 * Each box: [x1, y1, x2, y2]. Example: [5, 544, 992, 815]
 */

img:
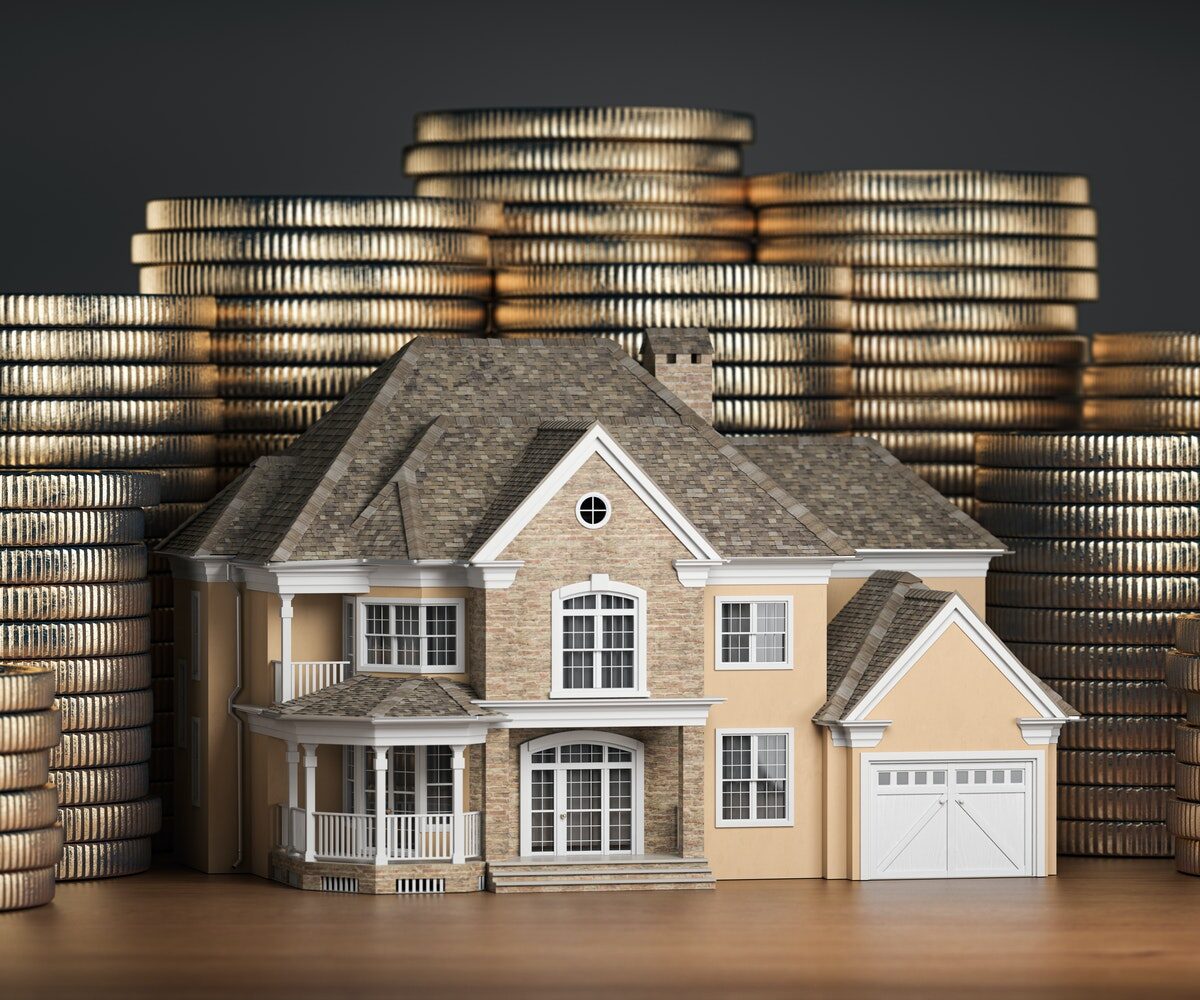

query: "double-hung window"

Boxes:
[716, 597, 791, 669]
[716, 729, 793, 827]
[552, 576, 646, 697]
[357, 598, 464, 673]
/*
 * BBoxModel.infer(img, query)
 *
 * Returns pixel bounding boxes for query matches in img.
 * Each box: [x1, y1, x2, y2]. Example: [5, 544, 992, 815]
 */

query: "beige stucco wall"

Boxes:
[824, 621, 1055, 880]
[827, 575, 987, 619]
[703, 582, 829, 880]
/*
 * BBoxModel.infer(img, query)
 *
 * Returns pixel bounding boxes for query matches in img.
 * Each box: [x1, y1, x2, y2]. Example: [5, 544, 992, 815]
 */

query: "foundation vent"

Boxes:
[396, 877, 445, 895]
[321, 876, 359, 893]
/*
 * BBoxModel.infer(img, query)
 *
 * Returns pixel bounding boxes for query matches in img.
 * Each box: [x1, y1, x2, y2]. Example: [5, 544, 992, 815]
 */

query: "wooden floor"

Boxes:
[1, 859, 1197, 998]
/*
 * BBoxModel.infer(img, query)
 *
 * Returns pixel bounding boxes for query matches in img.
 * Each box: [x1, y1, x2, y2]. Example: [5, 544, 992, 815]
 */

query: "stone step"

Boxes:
[491, 865, 714, 879]
[490, 873, 715, 893]
[489, 856, 708, 872]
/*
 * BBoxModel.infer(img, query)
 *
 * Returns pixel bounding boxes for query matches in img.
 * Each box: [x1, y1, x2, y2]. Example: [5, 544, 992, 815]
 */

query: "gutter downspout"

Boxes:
[228, 587, 244, 870]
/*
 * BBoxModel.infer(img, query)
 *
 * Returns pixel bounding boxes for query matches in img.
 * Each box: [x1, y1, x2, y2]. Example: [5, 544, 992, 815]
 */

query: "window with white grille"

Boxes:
[357, 598, 464, 673]
[716, 597, 791, 669]
[551, 577, 646, 697]
[716, 729, 793, 827]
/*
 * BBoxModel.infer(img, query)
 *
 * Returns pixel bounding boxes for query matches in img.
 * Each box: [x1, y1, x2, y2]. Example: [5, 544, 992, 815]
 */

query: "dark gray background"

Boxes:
[2, 0, 1194, 331]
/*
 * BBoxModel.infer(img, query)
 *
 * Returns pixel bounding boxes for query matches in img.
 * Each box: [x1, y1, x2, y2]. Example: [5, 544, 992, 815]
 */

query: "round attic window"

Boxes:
[576, 493, 611, 529]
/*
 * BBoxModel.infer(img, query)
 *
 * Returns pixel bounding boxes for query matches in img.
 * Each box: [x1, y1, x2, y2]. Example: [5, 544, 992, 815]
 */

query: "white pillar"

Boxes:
[280, 594, 295, 702]
[302, 743, 318, 863]
[451, 745, 466, 864]
[285, 742, 299, 852]
[373, 747, 389, 866]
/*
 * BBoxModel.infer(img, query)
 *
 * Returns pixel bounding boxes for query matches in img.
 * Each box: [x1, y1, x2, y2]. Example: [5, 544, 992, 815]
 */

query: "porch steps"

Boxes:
[486, 856, 715, 893]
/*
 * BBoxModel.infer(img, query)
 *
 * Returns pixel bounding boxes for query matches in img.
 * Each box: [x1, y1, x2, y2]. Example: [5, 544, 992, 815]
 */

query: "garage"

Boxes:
[864, 756, 1037, 880]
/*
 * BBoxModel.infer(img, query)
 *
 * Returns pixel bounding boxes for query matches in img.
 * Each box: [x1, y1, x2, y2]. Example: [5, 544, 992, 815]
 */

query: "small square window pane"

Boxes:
[1010, 769, 1024, 784]
[915, 772, 927, 785]
[974, 770, 987, 784]
[896, 772, 909, 785]
[992, 770, 1006, 783]
[956, 770, 969, 784]
[878, 772, 891, 786]
[932, 771, 946, 784]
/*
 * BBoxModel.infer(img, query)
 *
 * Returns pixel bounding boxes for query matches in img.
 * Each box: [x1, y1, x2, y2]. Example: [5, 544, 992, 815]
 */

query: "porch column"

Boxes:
[372, 747, 389, 866]
[279, 594, 295, 701]
[451, 744, 466, 864]
[302, 742, 318, 863]
[285, 741, 299, 853]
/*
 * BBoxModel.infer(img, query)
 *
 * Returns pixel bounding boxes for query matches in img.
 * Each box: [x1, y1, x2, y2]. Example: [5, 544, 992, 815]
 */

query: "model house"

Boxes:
[161, 333, 1075, 894]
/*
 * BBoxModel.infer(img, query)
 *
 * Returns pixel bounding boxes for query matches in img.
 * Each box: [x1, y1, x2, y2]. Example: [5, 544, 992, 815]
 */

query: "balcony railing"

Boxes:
[277, 806, 481, 863]
[273, 660, 351, 703]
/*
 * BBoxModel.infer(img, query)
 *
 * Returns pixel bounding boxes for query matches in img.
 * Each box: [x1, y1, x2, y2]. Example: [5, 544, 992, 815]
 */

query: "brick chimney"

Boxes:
[642, 328, 713, 424]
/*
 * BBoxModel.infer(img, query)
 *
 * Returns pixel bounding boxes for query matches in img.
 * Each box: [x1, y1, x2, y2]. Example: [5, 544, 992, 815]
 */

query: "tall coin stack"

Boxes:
[0, 665, 62, 910]
[750, 170, 1098, 509]
[0, 472, 161, 879]
[1084, 331, 1200, 431]
[976, 433, 1198, 857]
[1169, 615, 1200, 875]
[134, 195, 501, 477]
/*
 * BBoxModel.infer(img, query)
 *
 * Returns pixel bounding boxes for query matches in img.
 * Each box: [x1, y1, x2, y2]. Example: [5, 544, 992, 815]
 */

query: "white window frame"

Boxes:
[715, 728, 795, 828]
[714, 595, 793, 670]
[341, 745, 454, 815]
[354, 597, 466, 675]
[575, 492, 612, 529]
[550, 575, 648, 698]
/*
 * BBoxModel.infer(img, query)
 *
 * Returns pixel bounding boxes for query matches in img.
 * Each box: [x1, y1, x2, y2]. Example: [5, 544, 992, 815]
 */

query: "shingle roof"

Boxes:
[728, 435, 1003, 552]
[268, 674, 498, 719]
[161, 338, 854, 563]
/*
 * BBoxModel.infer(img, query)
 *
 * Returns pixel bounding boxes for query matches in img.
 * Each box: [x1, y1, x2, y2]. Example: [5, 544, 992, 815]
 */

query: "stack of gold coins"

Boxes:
[977, 433, 1196, 857]
[1168, 615, 1200, 874]
[134, 196, 500, 480]
[751, 171, 1098, 507]
[1085, 332, 1200, 431]
[491, 263, 854, 433]
[0, 472, 161, 879]
[0, 665, 62, 910]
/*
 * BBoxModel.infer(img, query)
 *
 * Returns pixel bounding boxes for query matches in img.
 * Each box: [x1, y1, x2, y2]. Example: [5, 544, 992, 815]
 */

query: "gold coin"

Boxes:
[859, 430, 976, 462]
[853, 334, 1086, 366]
[0, 582, 151, 622]
[491, 236, 751, 265]
[0, 825, 62, 873]
[50, 765, 148, 806]
[402, 140, 742, 176]
[0, 398, 223, 433]
[852, 267, 1098, 302]
[56, 837, 151, 881]
[1168, 800, 1200, 840]
[0, 785, 58, 829]
[988, 572, 1200, 611]
[1177, 615, 1200, 655]
[0, 618, 150, 659]
[0, 665, 56, 713]
[1051, 680, 1184, 717]
[1059, 786, 1170, 823]
[131, 230, 489, 265]
[756, 203, 1098, 237]
[495, 330, 645, 358]
[216, 433, 299, 465]
[219, 365, 375, 399]
[494, 263, 851, 297]
[1179, 726, 1200, 765]
[1084, 365, 1200, 397]
[0, 471, 160, 510]
[1006, 642, 1167, 681]
[0, 295, 215, 329]
[1091, 332, 1200, 364]
[6, 654, 152, 695]
[494, 297, 850, 331]
[994, 539, 1200, 575]
[1177, 837, 1200, 875]
[976, 432, 1200, 470]
[57, 691, 154, 732]
[1083, 398, 1200, 431]
[1057, 820, 1170, 858]
[713, 398, 853, 433]
[713, 364, 851, 398]
[854, 366, 1079, 399]
[121, 467, 218, 503]
[747, 170, 1091, 206]
[977, 502, 1200, 541]
[212, 330, 442, 364]
[0, 751, 48, 793]
[1176, 763, 1200, 802]
[757, 235, 1098, 269]
[987, 607, 1178, 645]
[214, 297, 487, 330]
[976, 468, 1200, 504]
[413, 172, 748, 205]
[49, 726, 151, 769]
[0, 363, 217, 399]
[0, 434, 216, 469]
[907, 462, 974, 495]
[501, 203, 755, 237]
[59, 797, 161, 842]
[145, 195, 502, 232]
[1058, 751, 1174, 787]
[0, 510, 144, 548]
[139, 263, 493, 298]
[0, 328, 210, 363]
[0, 545, 146, 584]
[222, 399, 338, 432]
[852, 301, 1077, 333]
[1059, 716, 1177, 751]
[710, 331, 851, 364]
[144, 503, 203, 539]
[0, 865, 55, 909]
[412, 107, 755, 143]
[854, 398, 1078, 430]
[1167, 650, 1200, 691]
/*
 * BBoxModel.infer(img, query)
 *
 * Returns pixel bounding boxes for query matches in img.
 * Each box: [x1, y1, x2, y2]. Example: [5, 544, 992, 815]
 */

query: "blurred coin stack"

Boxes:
[134, 195, 500, 477]
[977, 433, 1197, 857]
[0, 472, 161, 879]
[1169, 615, 1200, 874]
[0, 664, 63, 909]
[750, 170, 1098, 509]
[1084, 331, 1200, 431]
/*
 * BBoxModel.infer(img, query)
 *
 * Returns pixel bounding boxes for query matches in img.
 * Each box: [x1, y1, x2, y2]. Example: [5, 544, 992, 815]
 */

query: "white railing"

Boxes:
[387, 813, 453, 860]
[290, 809, 481, 863]
[314, 811, 374, 862]
[464, 811, 481, 860]
[273, 660, 351, 702]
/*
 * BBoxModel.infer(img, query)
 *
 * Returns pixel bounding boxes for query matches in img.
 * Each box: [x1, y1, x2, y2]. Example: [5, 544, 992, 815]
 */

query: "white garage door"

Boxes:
[865, 758, 1036, 880]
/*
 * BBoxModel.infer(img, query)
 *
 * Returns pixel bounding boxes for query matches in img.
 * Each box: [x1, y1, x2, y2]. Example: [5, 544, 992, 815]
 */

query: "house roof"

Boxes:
[728, 435, 1002, 552]
[160, 338, 854, 563]
[268, 674, 499, 719]
[817, 570, 1075, 723]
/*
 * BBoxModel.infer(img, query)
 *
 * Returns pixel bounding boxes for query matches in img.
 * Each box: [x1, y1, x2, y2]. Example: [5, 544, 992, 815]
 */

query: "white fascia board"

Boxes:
[824, 720, 892, 748]
[241, 706, 494, 745]
[673, 559, 725, 588]
[843, 595, 1072, 724]
[830, 549, 1005, 579]
[1017, 718, 1077, 745]
[165, 555, 235, 584]
[474, 697, 724, 729]
[705, 557, 844, 586]
[240, 559, 485, 594]
[465, 561, 524, 590]
[470, 422, 722, 564]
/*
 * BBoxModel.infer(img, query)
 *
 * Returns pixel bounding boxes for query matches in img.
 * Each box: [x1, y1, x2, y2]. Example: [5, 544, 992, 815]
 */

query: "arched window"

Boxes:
[550, 575, 647, 697]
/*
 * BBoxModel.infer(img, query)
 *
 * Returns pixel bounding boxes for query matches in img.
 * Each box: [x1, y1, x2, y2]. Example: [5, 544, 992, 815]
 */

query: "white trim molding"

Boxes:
[465, 561, 523, 590]
[826, 721, 892, 748]
[475, 697, 723, 729]
[673, 559, 725, 588]
[550, 575, 648, 698]
[830, 549, 1005, 580]
[714, 595, 793, 671]
[240, 705, 494, 747]
[714, 728, 795, 828]
[705, 557, 844, 586]
[1017, 718, 1071, 745]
